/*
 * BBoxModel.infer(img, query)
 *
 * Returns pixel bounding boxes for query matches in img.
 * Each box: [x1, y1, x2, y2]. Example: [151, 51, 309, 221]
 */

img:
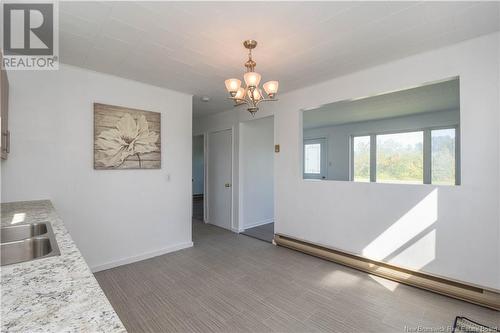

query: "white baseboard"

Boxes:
[231, 227, 245, 233]
[243, 218, 274, 230]
[91, 241, 194, 272]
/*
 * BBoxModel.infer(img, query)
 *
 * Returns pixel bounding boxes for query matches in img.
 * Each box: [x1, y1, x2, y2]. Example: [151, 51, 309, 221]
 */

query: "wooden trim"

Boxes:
[274, 233, 500, 311]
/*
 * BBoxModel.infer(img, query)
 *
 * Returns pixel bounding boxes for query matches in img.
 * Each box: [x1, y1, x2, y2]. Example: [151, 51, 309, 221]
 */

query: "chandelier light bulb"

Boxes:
[263, 81, 279, 98]
[234, 87, 245, 99]
[243, 72, 261, 88]
[225, 78, 241, 95]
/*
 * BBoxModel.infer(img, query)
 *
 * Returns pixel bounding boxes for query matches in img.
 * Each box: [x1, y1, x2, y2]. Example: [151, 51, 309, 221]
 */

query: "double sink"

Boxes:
[1, 222, 60, 266]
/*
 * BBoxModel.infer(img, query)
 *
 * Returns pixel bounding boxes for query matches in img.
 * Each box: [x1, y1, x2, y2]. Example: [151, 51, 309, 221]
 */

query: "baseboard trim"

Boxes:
[243, 218, 274, 230]
[91, 241, 194, 272]
[274, 233, 500, 311]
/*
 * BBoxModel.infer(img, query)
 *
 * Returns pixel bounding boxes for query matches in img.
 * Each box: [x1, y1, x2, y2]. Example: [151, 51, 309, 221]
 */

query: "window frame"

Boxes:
[350, 135, 372, 183]
[349, 125, 459, 185]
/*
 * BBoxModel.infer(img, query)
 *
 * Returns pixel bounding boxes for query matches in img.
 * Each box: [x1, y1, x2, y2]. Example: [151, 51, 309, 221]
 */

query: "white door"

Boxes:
[207, 129, 232, 230]
[303, 138, 327, 179]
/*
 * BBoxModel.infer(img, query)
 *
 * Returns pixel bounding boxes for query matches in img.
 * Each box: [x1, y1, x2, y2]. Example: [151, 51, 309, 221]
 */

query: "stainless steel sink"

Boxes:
[1, 222, 60, 266]
[1, 222, 48, 243]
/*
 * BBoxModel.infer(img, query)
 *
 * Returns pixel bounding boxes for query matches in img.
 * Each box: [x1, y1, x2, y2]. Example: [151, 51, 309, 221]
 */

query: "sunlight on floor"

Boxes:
[369, 275, 399, 291]
[362, 189, 438, 261]
[320, 270, 361, 287]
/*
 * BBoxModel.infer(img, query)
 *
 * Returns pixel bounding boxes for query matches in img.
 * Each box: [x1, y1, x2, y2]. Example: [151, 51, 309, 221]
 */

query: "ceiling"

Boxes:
[58, 1, 500, 117]
[303, 78, 459, 129]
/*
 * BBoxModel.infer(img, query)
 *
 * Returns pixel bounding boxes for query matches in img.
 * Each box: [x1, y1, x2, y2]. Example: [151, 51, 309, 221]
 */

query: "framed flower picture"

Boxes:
[94, 103, 161, 169]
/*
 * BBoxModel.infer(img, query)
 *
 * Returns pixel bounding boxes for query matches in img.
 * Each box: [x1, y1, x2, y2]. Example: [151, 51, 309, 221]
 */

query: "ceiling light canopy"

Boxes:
[225, 40, 278, 116]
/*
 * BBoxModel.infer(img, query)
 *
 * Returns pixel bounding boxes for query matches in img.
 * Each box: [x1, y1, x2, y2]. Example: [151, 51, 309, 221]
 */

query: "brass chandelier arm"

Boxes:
[227, 96, 279, 107]
[227, 97, 250, 107]
[255, 98, 279, 106]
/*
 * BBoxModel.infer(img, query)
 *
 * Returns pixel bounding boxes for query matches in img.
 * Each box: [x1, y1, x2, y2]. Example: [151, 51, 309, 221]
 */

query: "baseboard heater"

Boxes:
[273, 234, 500, 311]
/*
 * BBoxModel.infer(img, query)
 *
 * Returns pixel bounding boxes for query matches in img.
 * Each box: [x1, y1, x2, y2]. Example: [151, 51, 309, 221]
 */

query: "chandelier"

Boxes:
[224, 40, 279, 116]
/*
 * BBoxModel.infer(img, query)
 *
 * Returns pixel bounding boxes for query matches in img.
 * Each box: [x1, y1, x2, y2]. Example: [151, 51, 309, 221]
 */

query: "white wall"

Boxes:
[1, 64, 193, 271]
[239, 116, 274, 229]
[192, 135, 204, 195]
[305, 109, 459, 181]
[194, 32, 500, 289]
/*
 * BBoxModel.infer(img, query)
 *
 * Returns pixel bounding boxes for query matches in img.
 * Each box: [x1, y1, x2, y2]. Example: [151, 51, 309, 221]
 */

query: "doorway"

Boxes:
[192, 134, 205, 221]
[303, 137, 327, 180]
[207, 129, 233, 230]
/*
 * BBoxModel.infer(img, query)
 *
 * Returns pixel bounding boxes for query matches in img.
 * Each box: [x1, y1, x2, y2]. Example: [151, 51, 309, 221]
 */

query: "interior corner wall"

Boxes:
[1, 64, 193, 271]
[194, 32, 500, 290]
[239, 116, 274, 229]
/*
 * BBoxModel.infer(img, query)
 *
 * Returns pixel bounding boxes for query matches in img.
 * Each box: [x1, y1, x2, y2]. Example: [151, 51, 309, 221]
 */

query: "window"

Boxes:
[349, 127, 458, 185]
[431, 128, 456, 185]
[376, 131, 424, 184]
[304, 143, 321, 174]
[304, 138, 326, 179]
[352, 136, 370, 182]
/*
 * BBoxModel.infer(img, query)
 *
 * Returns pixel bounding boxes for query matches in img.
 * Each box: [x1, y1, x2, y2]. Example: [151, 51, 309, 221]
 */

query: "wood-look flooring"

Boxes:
[94, 219, 500, 333]
[241, 223, 275, 243]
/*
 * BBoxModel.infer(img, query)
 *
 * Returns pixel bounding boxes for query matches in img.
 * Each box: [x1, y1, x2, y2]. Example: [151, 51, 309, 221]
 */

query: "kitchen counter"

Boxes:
[1, 200, 126, 332]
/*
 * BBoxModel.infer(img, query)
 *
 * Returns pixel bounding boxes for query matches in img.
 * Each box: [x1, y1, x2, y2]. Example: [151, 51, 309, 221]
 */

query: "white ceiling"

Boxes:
[58, 1, 500, 117]
[303, 78, 459, 129]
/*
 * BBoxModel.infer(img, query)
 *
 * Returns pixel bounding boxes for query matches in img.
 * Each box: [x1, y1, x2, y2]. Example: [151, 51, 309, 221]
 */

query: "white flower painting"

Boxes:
[94, 103, 161, 169]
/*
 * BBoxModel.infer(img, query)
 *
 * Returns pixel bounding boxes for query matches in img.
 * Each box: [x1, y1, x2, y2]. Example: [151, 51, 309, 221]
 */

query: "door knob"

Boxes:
[225, 183, 231, 188]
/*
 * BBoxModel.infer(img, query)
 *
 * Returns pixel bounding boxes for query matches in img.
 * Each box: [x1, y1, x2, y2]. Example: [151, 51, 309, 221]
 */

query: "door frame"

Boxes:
[192, 133, 207, 221]
[303, 137, 327, 180]
[204, 127, 235, 231]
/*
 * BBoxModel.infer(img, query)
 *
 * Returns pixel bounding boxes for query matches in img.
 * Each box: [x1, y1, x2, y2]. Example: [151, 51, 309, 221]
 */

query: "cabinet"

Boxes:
[1, 52, 9, 160]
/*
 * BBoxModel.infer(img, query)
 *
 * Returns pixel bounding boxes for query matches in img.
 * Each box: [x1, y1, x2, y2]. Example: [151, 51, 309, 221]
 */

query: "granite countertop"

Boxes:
[1, 200, 126, 333]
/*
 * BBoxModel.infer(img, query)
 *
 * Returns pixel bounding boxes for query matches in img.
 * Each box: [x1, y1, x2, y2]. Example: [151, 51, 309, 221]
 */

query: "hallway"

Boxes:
[193, 195, 204, 221]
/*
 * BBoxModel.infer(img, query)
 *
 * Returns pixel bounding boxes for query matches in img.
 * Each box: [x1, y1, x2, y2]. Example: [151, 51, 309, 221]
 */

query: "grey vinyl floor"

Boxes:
[94, 219, 500, 333]
[241, 223, 275, 243]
